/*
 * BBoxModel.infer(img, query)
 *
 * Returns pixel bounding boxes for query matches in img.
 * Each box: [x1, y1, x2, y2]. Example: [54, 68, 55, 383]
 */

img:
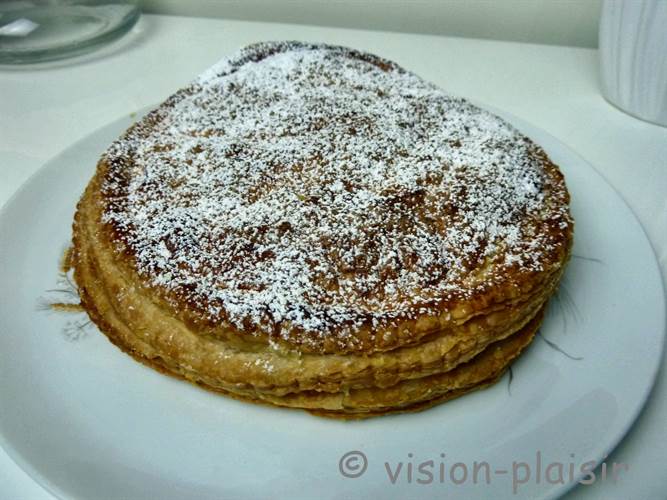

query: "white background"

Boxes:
[140, 0, 602, 48]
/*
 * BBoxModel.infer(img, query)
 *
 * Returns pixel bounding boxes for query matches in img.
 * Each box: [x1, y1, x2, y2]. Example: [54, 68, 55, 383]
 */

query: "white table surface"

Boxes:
[1, 14, 665, 500]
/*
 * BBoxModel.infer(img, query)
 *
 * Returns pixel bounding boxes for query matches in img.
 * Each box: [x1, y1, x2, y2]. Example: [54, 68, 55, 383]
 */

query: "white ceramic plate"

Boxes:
[0, 108, 664, 500]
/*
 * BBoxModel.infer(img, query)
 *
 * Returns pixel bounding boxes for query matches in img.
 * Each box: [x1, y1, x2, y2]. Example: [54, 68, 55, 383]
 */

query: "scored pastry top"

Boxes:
[99, 41, 573, 353]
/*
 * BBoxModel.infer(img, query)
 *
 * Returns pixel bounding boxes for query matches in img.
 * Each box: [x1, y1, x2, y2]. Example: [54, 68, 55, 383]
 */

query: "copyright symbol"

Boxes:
[339, 450, 368, 478]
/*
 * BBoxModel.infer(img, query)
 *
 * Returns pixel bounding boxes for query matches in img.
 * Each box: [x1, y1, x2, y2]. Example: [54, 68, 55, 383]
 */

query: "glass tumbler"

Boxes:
[599, 0, 667, 127]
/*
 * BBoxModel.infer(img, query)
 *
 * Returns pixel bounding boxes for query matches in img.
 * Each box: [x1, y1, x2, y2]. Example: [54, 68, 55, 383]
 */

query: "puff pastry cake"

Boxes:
[71, 41, 573, 418]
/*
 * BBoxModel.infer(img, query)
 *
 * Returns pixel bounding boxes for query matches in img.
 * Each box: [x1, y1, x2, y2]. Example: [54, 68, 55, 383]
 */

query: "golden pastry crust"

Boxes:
[71, 41, 573, 418]
[74, 192, 542, 417]
[94, 41, 572, 355]
[74, 173, 562, 393]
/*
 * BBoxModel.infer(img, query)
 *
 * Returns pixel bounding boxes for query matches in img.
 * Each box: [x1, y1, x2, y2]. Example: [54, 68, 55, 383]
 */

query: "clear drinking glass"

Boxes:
[0, 0, 140, 64]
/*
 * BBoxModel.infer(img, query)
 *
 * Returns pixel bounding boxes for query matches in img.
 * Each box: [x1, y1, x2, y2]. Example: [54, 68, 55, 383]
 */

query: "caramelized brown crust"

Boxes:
[73, 171, 563, 394]
[92, 41, 573, 355]
[71, 42, 573, 418]
[74, 188, 543, 416]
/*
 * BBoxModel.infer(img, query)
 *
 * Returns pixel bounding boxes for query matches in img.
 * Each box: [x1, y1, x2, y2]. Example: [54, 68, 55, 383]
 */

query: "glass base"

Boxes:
[0, 3, 140, 64]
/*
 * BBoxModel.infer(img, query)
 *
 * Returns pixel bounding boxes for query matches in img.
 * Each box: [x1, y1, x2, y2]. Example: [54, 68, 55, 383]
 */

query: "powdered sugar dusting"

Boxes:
[100, 42, 571, 345]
